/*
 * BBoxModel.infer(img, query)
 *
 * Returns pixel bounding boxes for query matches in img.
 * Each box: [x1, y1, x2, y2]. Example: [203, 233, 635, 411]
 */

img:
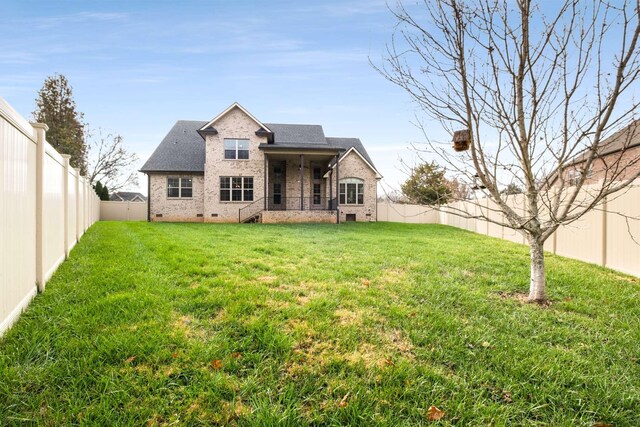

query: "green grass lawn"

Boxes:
[1, 222, 639, 426]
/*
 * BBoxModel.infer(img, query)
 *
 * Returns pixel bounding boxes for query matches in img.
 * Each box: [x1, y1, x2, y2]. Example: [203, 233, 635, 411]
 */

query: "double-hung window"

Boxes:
[220, 176, 253, 201]
[167, 177, 193, 198]
[224, 139, 250, 159]
[339, 178, 364, 205]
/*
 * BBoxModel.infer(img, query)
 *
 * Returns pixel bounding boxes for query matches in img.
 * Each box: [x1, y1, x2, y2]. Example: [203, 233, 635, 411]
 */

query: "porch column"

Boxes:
[300, 154, 304, 210]
[329, 169, 333, 208]
[335, 154, 340, 223]
[264, 155, 269, 211]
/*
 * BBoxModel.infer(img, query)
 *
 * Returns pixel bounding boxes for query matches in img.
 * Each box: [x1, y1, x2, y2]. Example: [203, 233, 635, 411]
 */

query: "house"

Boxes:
[109, 191, 147, 202]
[140, 103, 382, 223]
[550, 120, 640, 187]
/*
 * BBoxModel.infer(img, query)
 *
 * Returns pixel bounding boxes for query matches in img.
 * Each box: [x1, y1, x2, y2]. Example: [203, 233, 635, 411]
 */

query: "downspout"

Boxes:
[300, 154, 304, 210]
[147, 174, 150, 222]
[335, 154, 340, 224]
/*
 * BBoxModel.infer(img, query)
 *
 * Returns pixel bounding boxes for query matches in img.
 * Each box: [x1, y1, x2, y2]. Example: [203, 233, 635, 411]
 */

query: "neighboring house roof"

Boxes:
[569, 120, 640, 165]
[141, 108, 379, 174]
[110, 191, 147, 202]
[544, 120, 640, 186]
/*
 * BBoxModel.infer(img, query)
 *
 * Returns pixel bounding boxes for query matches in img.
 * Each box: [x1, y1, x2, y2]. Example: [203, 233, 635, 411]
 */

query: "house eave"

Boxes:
[140, 169, 205, 175]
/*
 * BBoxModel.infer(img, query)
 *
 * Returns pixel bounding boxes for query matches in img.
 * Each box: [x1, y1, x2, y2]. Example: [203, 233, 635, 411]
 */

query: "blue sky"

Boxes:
[0, 0, 441, 194]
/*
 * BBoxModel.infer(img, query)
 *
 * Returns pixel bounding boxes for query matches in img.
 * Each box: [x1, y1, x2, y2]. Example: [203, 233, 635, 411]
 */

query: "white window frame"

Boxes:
[167, 177, 193, 198]
[339, 178, 364, 205]
[220, 176, 254, 202]
[223, 139, 250, 160]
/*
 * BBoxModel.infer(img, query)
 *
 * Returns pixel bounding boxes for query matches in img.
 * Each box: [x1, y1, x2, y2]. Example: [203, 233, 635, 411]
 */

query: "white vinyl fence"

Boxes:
[1, 96, 100, 336]
[100, 201, 147, 221]
[378, 185, 640, 278]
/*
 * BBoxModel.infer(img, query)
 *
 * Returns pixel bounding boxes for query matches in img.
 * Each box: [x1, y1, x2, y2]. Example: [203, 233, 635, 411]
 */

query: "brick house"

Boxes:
[109, 191, 147, 202]
[549, 120, 640, 187]
[140, 103, 382, 223]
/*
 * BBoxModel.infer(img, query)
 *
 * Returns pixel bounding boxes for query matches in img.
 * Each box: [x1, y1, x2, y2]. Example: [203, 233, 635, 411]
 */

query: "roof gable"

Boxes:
[198, 102, 271, 135]
[337, 146, 382, 179]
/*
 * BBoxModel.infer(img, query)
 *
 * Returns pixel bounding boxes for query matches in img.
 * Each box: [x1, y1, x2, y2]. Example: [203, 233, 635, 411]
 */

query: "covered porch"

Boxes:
[239, 146, 344, 223]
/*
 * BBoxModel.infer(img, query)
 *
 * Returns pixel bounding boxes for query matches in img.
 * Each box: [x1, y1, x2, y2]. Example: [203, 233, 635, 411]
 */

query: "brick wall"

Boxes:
[203, 107, 268, 222]
[330, 150, 378, 222]
[149, 174, 205, 222]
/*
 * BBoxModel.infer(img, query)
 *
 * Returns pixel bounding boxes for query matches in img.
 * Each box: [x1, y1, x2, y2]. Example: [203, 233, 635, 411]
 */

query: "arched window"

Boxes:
[339, 178, 364, 205]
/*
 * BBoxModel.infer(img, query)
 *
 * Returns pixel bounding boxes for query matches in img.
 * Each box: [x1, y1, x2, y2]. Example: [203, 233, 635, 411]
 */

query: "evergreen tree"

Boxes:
[94, 181, 104, 198]
[101, 184, 110, 201]
[401, 162, 452, 205]
[33, 74, 88, 174]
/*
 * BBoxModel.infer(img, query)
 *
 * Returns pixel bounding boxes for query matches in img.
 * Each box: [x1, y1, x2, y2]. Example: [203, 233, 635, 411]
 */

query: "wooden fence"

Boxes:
[1, 96, 100, 336]
[378, 185, 640, 278]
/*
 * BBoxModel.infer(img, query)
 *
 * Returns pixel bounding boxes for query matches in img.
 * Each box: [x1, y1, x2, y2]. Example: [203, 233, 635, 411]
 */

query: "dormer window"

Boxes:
[224, 139, 249, 160]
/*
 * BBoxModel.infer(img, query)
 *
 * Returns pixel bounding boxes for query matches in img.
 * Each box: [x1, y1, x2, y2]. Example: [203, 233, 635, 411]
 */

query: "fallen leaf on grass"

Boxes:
[170, 353, 179, 358]
[338, 392, 350, 408]
[408, 312, 417, 318]
[385, 358, 395, 367]
[210, 359, 223, 370]
[427, 405, 445, 421]
[361, 278, 370, 287]
[231, 352, 243, 359]
[124, 356, 137, 364]
[502, 392, 513, 403]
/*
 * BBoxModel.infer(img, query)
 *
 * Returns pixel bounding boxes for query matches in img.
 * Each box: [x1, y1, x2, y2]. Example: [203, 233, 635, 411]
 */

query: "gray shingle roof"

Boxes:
[264, 123, 327, 145]
[141, 120, 378, 173]
[109, 192, 147, 202]
[326, 137, 376, 168]
[571, 120, 640, 165]
[140, 120, 206, 173]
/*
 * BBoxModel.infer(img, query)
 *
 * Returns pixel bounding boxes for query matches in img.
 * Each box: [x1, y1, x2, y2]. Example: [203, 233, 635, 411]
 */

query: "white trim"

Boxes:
[339, 178, 365, 205]
[0, 287, 37, 337]
[167, 176, 193, 199]
[326, 147, 383, 179]
[199, 102, 272, 133]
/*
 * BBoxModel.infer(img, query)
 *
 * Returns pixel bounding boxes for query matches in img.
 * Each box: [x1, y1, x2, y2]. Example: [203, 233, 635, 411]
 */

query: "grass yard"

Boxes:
[1, 222, 639, 426]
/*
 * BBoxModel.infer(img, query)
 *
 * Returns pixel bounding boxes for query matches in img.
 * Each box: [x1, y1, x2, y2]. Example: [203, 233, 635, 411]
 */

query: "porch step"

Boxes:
[242, 212, 262, 223]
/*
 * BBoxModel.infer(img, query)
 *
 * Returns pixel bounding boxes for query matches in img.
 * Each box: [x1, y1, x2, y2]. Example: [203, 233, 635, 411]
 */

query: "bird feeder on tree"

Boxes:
[453, 129, 470, 152]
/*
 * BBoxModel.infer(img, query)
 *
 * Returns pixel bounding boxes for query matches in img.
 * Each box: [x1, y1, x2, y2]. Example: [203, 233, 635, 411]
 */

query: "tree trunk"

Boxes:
[527, 237, 546, 302]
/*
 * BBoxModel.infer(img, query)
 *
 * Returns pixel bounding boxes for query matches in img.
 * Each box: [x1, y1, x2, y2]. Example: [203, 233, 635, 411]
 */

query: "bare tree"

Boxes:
[87, 129, 139, 192]
[377, 0, 640, 302]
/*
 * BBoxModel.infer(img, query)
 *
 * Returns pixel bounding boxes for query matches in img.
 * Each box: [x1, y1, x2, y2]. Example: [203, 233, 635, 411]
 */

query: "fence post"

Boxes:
[32, 122, 48, 293]
[602, 196, 608, 267]
[75, 169, 81, 242]
[84, 179, 88, 232]
[61, 154, 71, 258]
